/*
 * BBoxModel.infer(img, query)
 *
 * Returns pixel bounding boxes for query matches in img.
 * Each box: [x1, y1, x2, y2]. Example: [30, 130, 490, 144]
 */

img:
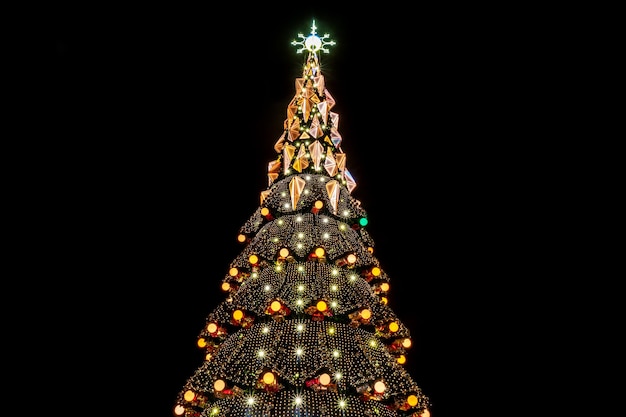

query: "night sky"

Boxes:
[42, 5, 541, 416]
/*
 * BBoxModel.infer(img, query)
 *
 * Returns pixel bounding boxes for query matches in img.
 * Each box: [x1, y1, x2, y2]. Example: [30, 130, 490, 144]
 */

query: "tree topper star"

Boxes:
[291, 20, 336, 54]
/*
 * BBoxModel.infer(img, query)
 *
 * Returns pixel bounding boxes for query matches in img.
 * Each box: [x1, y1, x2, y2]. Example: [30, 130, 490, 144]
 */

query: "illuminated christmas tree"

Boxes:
[173, 20, 431, 417]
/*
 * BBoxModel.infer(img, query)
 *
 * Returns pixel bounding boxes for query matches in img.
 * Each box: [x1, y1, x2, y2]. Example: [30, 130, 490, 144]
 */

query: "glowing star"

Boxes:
[292, 20, 336, 54]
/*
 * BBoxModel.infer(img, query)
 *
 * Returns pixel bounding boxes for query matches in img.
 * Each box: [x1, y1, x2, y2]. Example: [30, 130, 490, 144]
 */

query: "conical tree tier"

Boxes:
[174, 20, 431, 417]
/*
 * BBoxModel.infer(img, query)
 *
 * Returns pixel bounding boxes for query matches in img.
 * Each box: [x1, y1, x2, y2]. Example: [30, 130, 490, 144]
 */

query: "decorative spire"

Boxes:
[267, 20, 356, 197]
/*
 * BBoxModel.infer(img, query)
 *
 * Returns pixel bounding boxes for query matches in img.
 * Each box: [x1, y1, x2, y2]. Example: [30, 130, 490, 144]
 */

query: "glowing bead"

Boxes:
[261, 207, 271, 217]
[214, 379, 225, 392]
[263, 372, 275, 384]
[270, 301, 282, 312]
[373, 380, 386, 393]
[183, 390, 195, 401]
[319, 373, 331, 386]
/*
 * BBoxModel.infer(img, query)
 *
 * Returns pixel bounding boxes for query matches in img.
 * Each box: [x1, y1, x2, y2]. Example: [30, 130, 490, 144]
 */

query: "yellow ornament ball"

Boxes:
[263, 372, 275, 384]
[214, 379, 225, 392]
[183, 390, 195, 401]
[319, 373, 331, 386]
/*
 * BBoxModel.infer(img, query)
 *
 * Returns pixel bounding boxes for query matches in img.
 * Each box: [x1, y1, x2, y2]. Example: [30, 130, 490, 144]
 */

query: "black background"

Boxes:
[37, 4, 552, 416]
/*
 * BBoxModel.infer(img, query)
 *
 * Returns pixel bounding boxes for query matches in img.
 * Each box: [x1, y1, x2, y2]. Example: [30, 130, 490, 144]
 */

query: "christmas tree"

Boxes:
[173, 20, 431, 417]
